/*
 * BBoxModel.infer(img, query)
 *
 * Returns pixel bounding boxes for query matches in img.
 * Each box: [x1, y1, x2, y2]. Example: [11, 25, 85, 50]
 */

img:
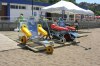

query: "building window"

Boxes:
[22, 6, 26, 9]
[19, 6, 21, 9]
[36, 7, 39, 10]
[16, 6, 18, 9]
[11, 5, 26, 9]
[10, 5, 15, 9]
[32, 7, 40, 10]
[39, 8, 41, 10]
[19, 6, 26, 9]
[10, 5, 18, 9]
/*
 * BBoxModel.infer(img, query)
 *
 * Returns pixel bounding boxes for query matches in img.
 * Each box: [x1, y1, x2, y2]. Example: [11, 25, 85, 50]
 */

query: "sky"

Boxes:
[76, 0, 100, 4]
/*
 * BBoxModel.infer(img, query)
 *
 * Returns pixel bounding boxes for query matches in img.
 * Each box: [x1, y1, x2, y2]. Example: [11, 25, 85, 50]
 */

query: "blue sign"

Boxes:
[58, 17, 65, 27]
[28, 18, 38, 39]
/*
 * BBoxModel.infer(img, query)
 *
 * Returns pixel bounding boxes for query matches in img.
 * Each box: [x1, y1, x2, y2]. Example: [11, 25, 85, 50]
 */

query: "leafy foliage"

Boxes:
[39, 0, 48, 3]
[26, 0, 48, 3]
[95, 11, 100, 16]
[48, 0, 76, 4]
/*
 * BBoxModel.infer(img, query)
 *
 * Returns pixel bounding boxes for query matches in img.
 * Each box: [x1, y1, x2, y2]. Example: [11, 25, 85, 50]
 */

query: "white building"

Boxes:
[0, 0, 50, 22]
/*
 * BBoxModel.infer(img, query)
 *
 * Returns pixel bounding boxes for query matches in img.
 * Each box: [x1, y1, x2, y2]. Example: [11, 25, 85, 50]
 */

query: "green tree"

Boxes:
[48, 0, 59, 4]
[39, 0, 48, 3]
[26, 0, 48, 3]
[65, 0, 76, 3]
[95, 11, 100, 16]
[48, 0, 76, 4]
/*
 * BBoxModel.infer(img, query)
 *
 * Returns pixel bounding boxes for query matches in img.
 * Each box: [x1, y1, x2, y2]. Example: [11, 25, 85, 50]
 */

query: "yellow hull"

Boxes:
[38, 24, 48, 36]
[21, 24, 32, 37]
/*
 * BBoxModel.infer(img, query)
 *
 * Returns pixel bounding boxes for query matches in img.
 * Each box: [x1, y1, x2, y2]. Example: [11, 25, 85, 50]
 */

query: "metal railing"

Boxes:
[0, 16, 18, 22]
[45, 17, 97, 22]
[0, 16, 29, 22]
[1, 20, 100, 31]
[0, 16, 100, 31]
[0, 16, 99, 23]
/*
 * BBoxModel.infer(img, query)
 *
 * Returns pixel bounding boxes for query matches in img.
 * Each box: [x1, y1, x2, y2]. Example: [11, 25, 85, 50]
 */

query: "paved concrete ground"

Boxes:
[0, 33, 20, 51]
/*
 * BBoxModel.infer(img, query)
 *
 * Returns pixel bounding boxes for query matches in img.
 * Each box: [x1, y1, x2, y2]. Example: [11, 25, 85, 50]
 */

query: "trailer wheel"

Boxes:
[59, 38, 66, 43]
[20, 36, 27, 44]
[46, 46, 54, 54]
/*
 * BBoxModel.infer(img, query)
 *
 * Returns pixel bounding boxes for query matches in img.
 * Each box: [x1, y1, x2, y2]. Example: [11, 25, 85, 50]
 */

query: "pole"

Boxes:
[74, 14, 76, 22]
[62, 10, 65, 19]
[32, 0, 33, 16]
[67, 14, 69, 21]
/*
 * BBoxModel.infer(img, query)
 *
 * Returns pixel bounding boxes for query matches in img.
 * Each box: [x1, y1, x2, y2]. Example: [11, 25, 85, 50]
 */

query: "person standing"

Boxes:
[74, 19, 79, 31]
[18, 13, 26, 31]
[18, 13, 24, 22]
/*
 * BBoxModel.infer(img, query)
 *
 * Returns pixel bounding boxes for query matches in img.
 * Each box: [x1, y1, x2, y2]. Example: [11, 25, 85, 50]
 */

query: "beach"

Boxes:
[0, 28, 100, 66]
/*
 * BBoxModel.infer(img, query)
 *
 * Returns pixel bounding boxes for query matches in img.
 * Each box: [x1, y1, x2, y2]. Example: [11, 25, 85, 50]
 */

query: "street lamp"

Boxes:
[32, 0, 34, 16]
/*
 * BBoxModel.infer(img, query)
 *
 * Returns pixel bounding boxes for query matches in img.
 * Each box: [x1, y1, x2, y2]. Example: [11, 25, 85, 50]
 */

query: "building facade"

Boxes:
[0, 0, 50, 21]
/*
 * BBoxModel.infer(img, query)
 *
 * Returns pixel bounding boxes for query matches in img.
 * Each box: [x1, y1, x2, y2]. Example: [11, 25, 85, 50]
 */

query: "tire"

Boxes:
[20, 36, 27, 44]
[59, 37, 66, 43]
[46, 46, 54, 54]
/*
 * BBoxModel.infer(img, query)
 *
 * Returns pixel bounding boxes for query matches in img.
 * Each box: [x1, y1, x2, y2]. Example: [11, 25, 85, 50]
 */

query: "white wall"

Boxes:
[10, 3, 45, 22]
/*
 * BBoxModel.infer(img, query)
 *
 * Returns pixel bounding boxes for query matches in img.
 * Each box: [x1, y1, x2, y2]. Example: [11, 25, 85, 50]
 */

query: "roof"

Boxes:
[42, 0, 94, 15]
[42, 0, 87, 14]
[0, 0, 50, 6]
